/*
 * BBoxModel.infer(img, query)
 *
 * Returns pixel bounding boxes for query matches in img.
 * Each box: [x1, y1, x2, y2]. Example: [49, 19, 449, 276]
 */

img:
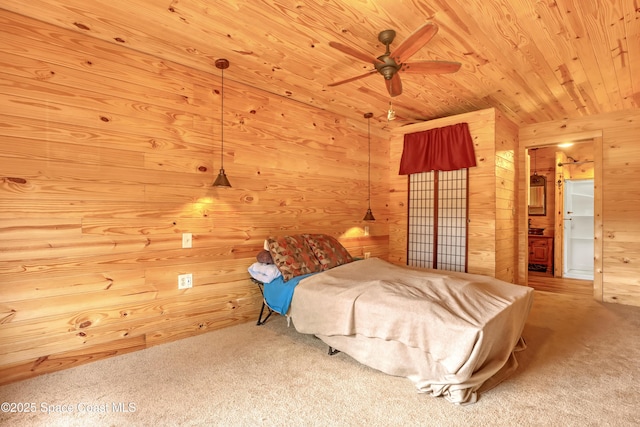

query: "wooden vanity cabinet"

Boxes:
[528, 235, 553, 274]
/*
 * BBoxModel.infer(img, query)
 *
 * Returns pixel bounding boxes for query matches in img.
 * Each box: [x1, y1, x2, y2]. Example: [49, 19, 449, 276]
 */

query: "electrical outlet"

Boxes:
[178, 273, 193, 289]
[364, 226, 369, 236]
[364, 252, 371, 259]
[182, 233, 192, 249]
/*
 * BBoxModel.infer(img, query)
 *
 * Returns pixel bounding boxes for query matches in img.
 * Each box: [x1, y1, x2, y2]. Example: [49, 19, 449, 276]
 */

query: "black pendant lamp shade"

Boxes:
[213, 58, 231, 187]
[363, 208, 375, 221]
[212, 169, 231, 187]
[363, 112, 375, 221]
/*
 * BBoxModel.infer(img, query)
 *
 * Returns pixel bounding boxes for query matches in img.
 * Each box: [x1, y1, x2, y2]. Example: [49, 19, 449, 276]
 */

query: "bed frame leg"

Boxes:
[256, 301, 273, 326]
[328, 347, 340, 356]
[252, 278, 275, 326]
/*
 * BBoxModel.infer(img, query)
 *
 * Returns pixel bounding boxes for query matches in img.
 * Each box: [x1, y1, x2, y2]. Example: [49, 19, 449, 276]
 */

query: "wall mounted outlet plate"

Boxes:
[178, 273, 193, 289]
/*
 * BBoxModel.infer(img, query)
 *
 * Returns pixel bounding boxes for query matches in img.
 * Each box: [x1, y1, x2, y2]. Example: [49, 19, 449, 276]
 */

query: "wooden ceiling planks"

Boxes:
[1, 0, 637, 126]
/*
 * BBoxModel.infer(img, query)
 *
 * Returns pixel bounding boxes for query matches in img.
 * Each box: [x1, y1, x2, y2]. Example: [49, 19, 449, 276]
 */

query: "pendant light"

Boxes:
[363, 112, 375, 221]
[530, 148, 545, 186]
[212, 58, 231, 187]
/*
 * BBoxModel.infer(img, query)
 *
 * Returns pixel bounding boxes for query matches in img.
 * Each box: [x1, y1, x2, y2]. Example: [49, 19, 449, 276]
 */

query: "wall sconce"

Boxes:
[213, 58, 231, 187]
[363, 112, 375, 221]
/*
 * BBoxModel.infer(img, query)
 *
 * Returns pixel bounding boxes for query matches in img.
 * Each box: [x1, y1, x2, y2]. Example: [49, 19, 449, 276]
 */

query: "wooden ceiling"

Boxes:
[4, 0, 639, 127]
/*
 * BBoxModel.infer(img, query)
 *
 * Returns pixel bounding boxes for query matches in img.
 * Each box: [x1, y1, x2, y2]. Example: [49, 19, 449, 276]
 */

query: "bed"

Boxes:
[249, 234, 534, 405]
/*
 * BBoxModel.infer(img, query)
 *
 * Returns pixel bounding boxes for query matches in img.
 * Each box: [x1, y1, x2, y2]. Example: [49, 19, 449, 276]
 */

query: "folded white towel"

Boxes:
[248, 262, 281, 283]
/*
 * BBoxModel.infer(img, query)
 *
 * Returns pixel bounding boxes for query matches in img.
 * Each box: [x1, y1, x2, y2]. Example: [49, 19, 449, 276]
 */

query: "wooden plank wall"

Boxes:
[388, 108, 519, 282]
[519, 109, 640, 306]
[494, 110, 519, 283]
[0, 11, 390, 384]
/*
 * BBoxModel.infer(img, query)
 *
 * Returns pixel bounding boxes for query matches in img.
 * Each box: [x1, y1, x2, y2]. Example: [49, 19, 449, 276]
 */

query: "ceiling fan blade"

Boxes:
[390, 22, 438, 64]
[385, 73, 403, 97]
[400, 60, 462, 74]
[328, 41, 383, 64]
[328, 69, 377, 87]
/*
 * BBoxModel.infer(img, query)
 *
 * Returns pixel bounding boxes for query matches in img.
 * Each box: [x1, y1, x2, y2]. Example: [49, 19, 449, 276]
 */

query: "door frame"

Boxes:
[519, 133, 603, 301]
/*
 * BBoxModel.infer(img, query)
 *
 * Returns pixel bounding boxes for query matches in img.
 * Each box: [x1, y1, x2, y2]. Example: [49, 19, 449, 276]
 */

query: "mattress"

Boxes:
[287, 257, 534, 404]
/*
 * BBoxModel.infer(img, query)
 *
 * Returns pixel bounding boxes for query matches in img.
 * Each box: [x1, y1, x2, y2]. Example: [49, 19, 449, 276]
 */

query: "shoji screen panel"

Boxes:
[407, 169, 468, 272]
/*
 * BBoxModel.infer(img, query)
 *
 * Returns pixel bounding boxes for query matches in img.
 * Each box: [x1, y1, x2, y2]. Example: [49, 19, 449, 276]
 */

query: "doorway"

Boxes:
[562, 179, 594, 280]
[525, 138, 602, 296]
[522, 133, 602, 299]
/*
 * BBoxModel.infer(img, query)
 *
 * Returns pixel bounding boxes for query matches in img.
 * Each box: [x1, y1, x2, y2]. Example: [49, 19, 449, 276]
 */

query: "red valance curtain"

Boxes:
[398, 122, 476, 175]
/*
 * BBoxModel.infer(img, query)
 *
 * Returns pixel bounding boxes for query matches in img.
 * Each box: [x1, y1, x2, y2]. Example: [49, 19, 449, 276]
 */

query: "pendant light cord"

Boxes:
[362, 112, 374, 221]
[367, 116, 371, 209]
[220, 67, 224, 169]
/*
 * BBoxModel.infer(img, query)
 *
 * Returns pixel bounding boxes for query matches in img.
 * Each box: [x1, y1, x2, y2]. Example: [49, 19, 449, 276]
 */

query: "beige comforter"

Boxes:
[288, 258, 534, 405]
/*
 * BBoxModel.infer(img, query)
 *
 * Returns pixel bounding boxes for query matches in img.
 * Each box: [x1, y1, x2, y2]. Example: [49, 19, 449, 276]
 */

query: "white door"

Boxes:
[563, 179, 594, 279]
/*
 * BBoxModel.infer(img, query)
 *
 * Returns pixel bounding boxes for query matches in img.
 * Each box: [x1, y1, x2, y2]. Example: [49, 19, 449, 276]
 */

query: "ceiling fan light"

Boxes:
[387, 102, 396, 121]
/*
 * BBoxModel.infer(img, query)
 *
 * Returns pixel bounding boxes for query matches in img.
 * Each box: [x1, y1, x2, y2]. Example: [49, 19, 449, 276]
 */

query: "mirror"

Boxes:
[529, 174, 546, 216]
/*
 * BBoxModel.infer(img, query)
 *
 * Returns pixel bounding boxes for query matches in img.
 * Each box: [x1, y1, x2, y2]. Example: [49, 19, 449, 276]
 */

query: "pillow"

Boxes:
[248, 262, 281, 283]
[256, 249, 273, 264]
[303, 233, 353, 270]
[266, 235, 323, 282]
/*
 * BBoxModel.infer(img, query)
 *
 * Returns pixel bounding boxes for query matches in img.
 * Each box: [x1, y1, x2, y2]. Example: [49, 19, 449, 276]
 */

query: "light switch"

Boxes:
[182, 233, 192, 248]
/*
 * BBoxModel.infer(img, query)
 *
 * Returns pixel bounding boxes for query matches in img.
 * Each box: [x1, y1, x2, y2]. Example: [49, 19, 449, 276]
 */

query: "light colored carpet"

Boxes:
[1, 290, 639, 427]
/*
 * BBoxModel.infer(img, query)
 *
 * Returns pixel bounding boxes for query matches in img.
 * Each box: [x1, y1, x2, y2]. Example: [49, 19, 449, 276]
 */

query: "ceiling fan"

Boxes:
[327, 22, 461, 97]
